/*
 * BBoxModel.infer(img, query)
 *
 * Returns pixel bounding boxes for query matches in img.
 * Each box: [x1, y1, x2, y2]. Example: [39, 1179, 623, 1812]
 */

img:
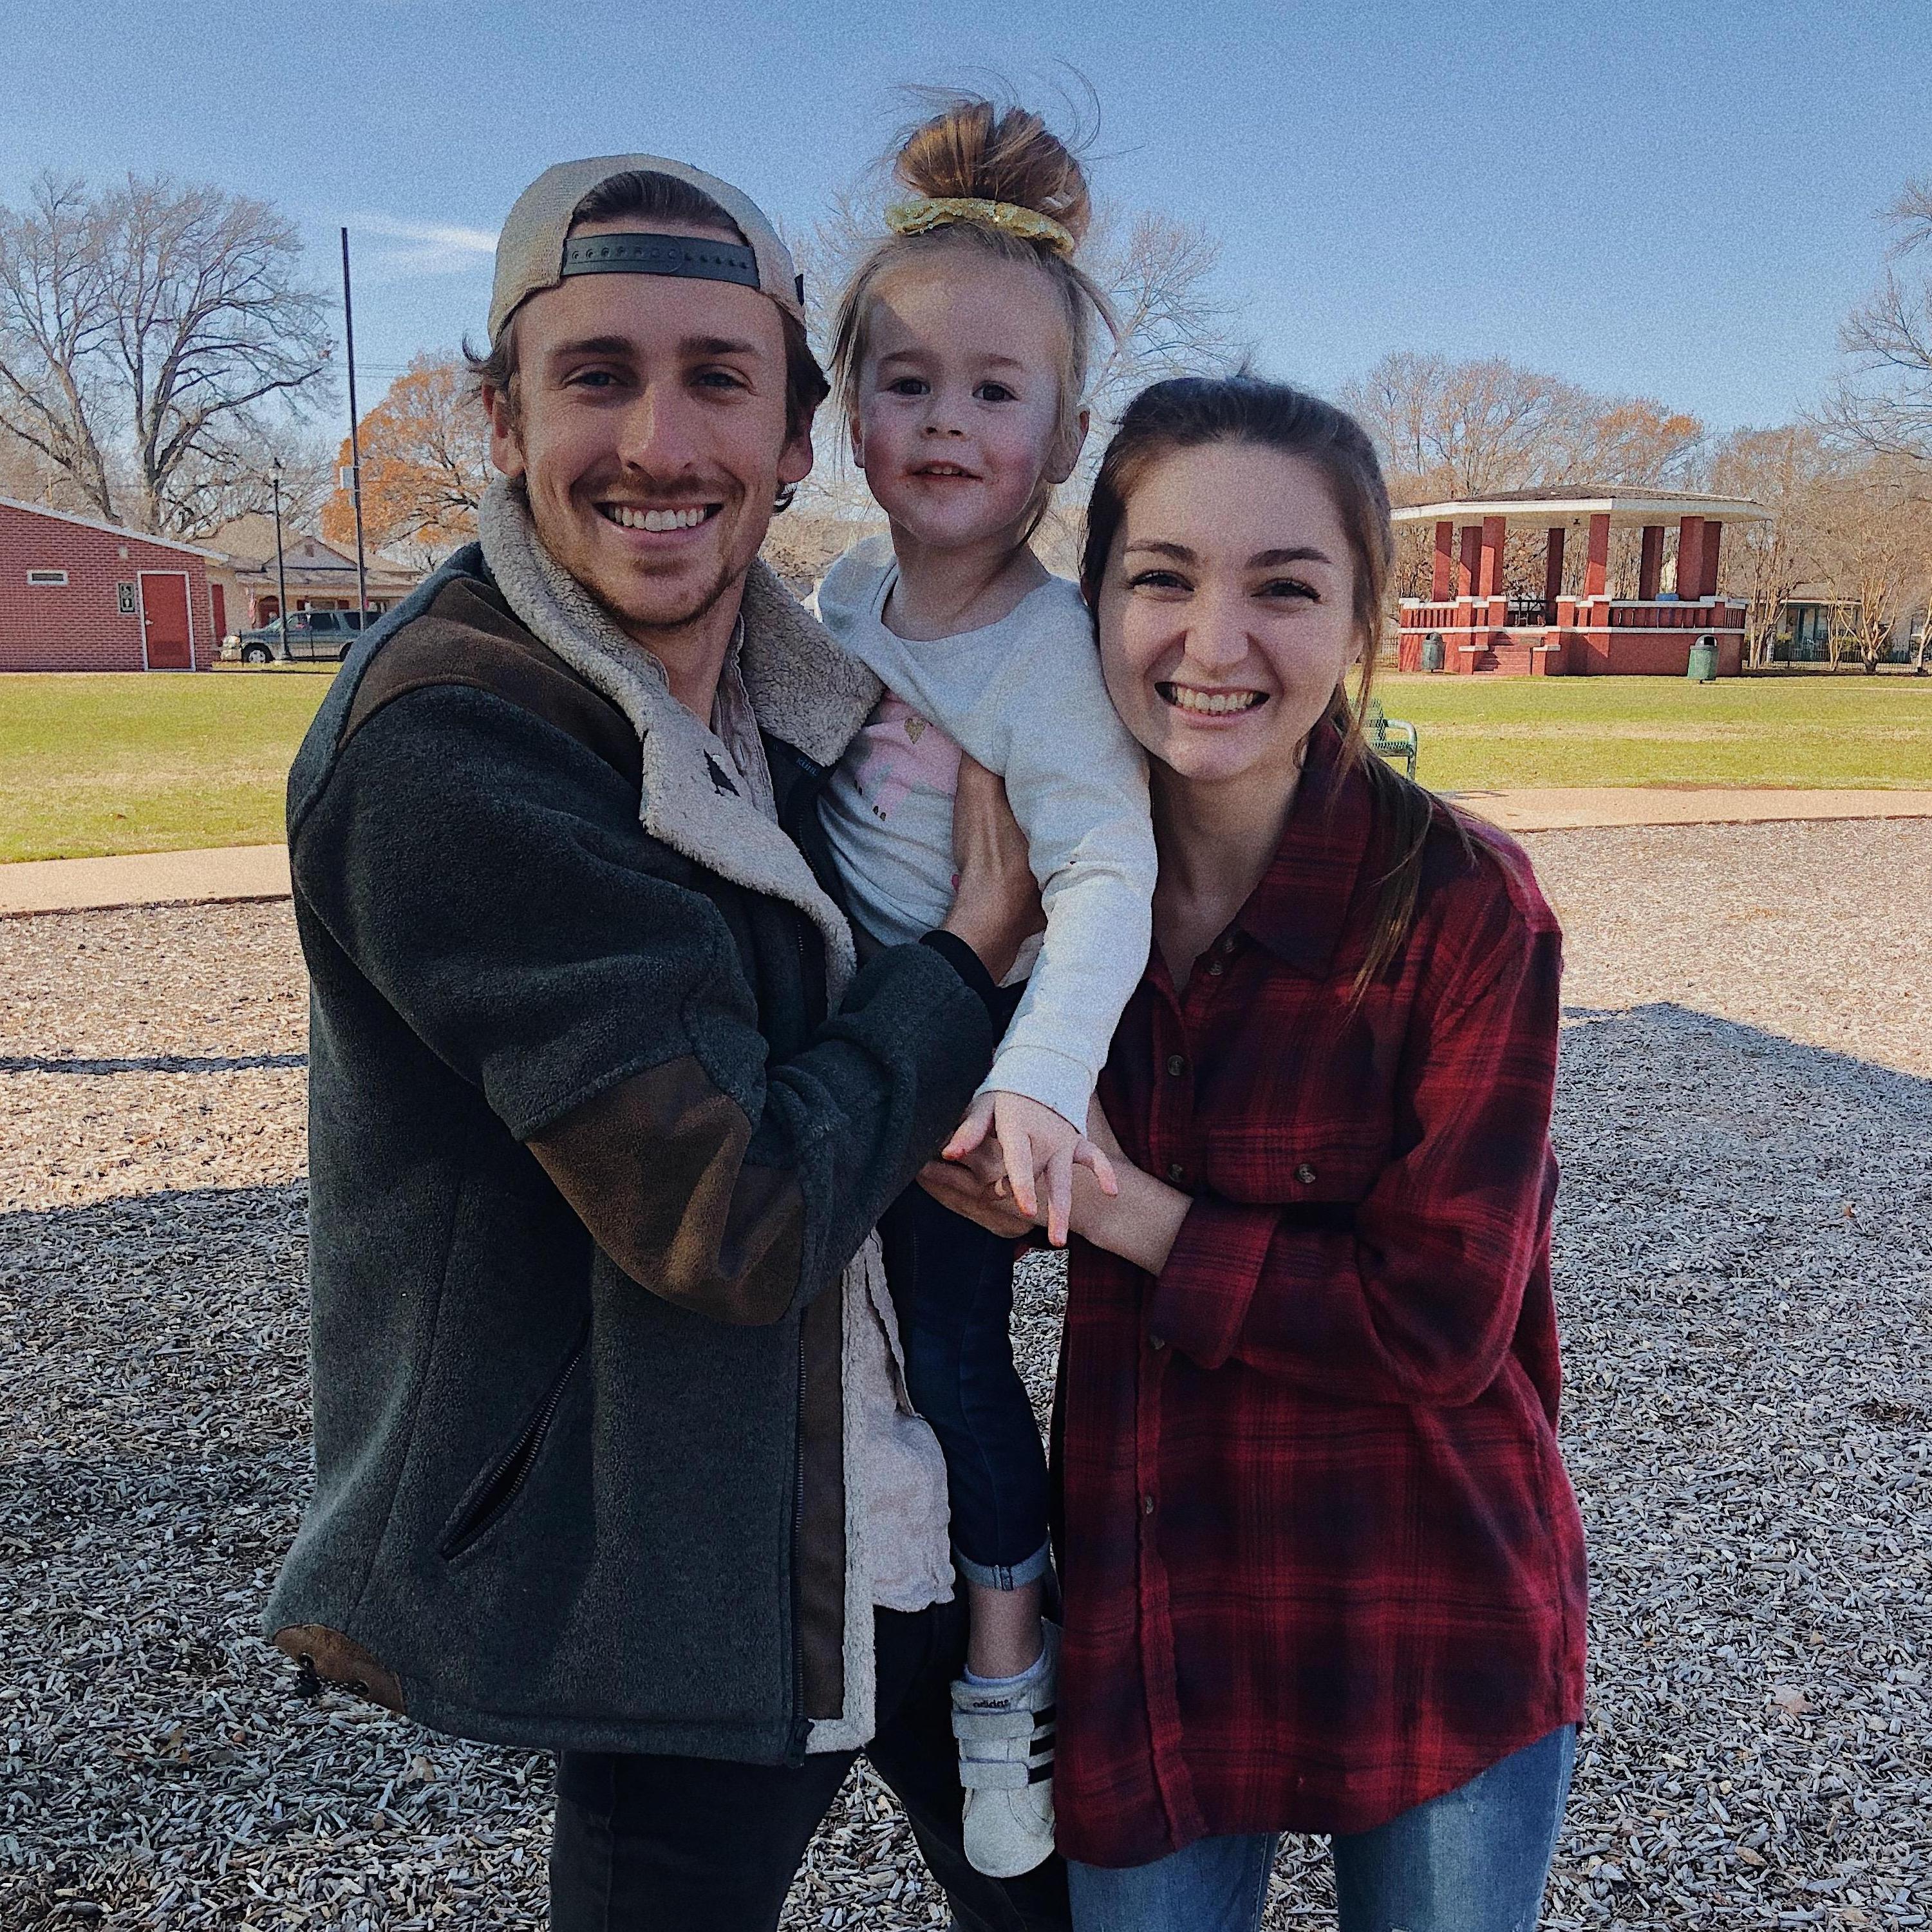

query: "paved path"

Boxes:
[0, 845, 290, 917]
[1452, 787, 1932, 833]
[5, 788, 1931, 914]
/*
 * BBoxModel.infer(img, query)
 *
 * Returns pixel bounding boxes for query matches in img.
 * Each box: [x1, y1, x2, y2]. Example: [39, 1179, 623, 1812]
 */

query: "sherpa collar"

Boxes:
[478, 478, 880, 1000]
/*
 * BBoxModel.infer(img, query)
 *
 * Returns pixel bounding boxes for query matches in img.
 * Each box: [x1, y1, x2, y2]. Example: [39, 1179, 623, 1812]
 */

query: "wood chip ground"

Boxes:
[3, 818, 1928, 1927]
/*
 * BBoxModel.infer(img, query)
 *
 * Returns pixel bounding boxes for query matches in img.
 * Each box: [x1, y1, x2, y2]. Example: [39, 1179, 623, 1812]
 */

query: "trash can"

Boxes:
[1421, 631, 1447, 673]
[1687, 635, 1718, 683]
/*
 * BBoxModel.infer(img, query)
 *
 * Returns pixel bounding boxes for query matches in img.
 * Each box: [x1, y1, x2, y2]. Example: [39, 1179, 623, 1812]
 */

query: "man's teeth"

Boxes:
[607, 505, 709, 531]
[1167, 686, 1264, 715]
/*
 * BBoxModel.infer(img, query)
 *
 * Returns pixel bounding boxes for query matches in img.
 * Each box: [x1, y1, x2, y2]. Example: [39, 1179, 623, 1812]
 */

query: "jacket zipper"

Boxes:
[780, 747, 825, 1760]
[438, 1328, 588, 1561]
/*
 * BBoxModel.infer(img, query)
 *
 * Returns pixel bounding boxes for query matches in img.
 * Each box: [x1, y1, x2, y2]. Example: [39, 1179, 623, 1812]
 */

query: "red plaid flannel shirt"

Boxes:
[1052, 731, 1588, 1866]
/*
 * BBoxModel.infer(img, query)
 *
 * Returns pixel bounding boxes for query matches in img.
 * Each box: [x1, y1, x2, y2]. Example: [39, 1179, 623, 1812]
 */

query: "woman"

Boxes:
[923, 375, 1588, 1930]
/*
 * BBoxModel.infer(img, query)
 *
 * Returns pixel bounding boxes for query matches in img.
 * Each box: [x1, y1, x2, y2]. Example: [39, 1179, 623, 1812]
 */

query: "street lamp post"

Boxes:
[341, 229, 370, 622]
[270, 458, 290, 655]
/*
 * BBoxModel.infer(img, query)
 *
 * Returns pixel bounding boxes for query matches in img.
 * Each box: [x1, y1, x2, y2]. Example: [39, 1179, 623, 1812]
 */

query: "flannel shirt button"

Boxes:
[1296, 1163, 1317, 1185]
[1149, 1333, 1167, 1351]
[1206, 959, 1223, 975]
[1166, 1055, 1186, 1078]
[1142, 1494, 1156, 1515]
[1167, 1162, 1186, 1184]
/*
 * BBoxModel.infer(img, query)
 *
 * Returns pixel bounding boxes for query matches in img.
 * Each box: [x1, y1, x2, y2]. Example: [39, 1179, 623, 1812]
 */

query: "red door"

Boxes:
[140, 572, 193, 670]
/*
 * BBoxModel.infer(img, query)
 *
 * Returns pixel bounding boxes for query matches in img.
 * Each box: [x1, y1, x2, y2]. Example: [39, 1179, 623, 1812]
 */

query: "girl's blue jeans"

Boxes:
[1067, 1724, 1576, 1932]
[886, 1181, 1051, 1591]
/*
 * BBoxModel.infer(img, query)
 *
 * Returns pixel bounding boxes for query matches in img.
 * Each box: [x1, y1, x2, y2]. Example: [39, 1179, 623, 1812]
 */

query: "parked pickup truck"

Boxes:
[232, 609, 370, 664]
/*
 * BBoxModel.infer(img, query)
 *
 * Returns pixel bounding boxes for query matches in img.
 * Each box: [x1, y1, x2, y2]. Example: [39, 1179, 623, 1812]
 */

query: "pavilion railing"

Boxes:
[1606, 601, 1723, 628]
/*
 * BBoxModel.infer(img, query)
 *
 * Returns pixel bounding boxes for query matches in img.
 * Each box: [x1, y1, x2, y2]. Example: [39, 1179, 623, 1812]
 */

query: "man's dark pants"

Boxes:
[550, 1595, 1071, 1931]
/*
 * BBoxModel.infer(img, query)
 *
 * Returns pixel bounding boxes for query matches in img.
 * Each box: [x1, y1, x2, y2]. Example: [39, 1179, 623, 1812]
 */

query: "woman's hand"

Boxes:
[945, 1091, 1120, 1249]
[926, 1093, 1188, 1277]
[940, 756, 1042, 986]
[1082, 1094, 1127, 1167]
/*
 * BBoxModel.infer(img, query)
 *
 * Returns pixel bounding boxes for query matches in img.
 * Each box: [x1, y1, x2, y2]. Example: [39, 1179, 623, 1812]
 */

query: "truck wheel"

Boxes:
[241, 643, 271, 664]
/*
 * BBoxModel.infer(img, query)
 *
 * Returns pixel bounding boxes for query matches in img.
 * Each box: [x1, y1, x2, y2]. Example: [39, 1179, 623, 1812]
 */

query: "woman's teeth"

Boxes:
[606, 505, 709, 531]
[1163, 684, 1266, 715]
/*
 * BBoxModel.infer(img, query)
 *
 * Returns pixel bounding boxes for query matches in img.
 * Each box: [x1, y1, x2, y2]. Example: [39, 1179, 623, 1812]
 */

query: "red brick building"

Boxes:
[1, 498, 225, 672]
[1394, 489, 1770, 676]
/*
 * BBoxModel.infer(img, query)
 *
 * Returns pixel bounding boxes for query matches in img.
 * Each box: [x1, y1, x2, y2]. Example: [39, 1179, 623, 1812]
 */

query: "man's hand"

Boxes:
[945, 1091, 1119, 1249]
[917, 1155, 1036, 1240]
[939, 756, 1042, 986]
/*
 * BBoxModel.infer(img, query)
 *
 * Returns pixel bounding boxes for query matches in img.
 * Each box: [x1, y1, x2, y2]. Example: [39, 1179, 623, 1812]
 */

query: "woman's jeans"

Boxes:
[1067, 1725, 1576, 1932]
[886, 1182, 1051, 1591]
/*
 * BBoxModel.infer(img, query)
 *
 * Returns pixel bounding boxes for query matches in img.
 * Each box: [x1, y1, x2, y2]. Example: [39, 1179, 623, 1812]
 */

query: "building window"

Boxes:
[26, 568, 68, 586]
[116, 582, 136, 615]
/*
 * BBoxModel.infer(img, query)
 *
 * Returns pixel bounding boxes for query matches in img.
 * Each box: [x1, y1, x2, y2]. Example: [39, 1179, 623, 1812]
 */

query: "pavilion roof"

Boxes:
[1393, 486, 1768, 528]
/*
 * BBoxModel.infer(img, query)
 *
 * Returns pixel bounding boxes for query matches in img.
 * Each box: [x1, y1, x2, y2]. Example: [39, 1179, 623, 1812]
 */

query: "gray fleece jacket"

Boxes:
[261, 521, 996, 1762]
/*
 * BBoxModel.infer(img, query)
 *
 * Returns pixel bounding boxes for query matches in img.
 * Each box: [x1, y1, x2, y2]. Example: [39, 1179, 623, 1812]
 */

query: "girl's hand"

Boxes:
[946, 1091, 1119, 1249]
[940, 757, 1042, 986]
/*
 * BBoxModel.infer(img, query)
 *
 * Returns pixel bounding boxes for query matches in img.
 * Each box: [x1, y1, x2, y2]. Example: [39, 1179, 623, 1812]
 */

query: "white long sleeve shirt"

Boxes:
[817, 536, 1156, 1131]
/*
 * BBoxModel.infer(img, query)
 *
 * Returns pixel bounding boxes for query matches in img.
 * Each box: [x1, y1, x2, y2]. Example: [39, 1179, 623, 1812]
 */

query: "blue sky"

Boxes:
[3, 0, 1926, 433]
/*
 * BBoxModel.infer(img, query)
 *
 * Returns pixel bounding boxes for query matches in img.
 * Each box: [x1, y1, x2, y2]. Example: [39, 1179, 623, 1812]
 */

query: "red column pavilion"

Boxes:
[1394, 488, 1768, 676]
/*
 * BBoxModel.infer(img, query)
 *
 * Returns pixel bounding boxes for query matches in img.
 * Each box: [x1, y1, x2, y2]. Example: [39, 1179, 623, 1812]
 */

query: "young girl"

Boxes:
[815, 98, 1156, 1877]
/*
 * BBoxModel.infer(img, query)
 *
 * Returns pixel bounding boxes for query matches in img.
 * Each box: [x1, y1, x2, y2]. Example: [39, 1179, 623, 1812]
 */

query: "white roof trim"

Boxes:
[1394, 494, 1769, 526]
[0, 496, 227, 560]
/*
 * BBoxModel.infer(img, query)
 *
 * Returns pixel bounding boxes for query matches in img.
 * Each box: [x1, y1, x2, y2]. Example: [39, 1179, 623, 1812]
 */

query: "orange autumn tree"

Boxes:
[321, 352, 491, 564]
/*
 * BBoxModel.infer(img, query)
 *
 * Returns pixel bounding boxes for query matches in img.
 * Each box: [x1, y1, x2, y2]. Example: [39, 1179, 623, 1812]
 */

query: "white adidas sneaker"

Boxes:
[950, 1620, 1058, 1877]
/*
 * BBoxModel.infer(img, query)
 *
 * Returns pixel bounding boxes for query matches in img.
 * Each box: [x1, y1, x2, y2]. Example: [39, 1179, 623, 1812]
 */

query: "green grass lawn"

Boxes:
[1376, 671, 1932, 792]
[0, 670, 335, 863]
[2, 669, 1930, 865]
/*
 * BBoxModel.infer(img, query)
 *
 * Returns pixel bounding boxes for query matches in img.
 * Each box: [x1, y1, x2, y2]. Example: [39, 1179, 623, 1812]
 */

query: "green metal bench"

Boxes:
[1364, 699, 1419, 780]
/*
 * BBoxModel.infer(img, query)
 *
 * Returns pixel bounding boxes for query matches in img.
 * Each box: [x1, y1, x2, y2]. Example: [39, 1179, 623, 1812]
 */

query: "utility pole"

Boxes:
[270, 457, 290, 653]
[340, 227, 370, 621]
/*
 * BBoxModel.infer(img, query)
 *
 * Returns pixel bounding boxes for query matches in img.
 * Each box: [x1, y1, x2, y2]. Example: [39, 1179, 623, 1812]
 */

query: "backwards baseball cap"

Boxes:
[488, 154, 806, 344]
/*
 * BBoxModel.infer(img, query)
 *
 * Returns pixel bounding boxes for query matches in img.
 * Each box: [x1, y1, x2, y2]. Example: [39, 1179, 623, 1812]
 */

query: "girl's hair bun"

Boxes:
[894, 96, 1092, 250]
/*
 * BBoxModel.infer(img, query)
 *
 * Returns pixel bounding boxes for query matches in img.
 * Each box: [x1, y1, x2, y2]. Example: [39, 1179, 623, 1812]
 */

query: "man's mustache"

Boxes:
[579, 471, 742, 506]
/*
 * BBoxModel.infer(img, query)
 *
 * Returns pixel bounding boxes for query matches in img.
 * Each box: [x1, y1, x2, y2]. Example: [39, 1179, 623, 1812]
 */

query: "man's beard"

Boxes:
[528, 474, 758, 643]
[586, 545, 742, 642]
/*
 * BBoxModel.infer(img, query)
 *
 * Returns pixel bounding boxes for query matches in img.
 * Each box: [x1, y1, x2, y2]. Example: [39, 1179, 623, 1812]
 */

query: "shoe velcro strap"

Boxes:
[958, 1759, 1035, 1791]
[952, 1709, 1047, 1742]
[958, 1740, 1034, 1767]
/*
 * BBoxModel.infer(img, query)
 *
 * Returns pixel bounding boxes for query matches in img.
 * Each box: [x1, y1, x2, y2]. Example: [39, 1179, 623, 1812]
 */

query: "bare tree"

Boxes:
[1340, 354, 1581, 496]
[1827, 178, 1932, 463]
[1707, 424, 1833, 666]
[0, 171, 332, 539]
[1342, 352, 1705, 501]
[1078, 208, 1246, 441]
[1564, 397, 1705, 489]
[0, 175, 118, 516]
[1812, 457, 1932, 672]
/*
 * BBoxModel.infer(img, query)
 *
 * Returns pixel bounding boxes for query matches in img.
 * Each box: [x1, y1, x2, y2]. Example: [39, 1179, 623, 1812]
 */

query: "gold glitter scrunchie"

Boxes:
[885, 196, 1077, 257]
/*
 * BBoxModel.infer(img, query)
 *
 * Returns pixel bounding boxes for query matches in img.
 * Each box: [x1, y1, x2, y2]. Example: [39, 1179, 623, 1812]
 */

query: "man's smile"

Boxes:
[597, 501, 722, 533]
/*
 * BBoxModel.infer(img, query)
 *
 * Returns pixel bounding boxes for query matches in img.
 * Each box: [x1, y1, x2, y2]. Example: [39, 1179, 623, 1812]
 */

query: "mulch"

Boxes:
[3, 823, 1928, 1927]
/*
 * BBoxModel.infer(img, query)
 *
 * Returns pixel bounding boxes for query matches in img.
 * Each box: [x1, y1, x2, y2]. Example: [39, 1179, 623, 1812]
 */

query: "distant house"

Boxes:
[1777, 586, 1927, 664]
[0, 497, 225, 671]
[207, 516, 422, 632]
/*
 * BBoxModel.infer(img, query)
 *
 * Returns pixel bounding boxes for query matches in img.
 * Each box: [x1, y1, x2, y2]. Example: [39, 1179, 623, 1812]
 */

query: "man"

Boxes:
[261, 153, 1067, 1929]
